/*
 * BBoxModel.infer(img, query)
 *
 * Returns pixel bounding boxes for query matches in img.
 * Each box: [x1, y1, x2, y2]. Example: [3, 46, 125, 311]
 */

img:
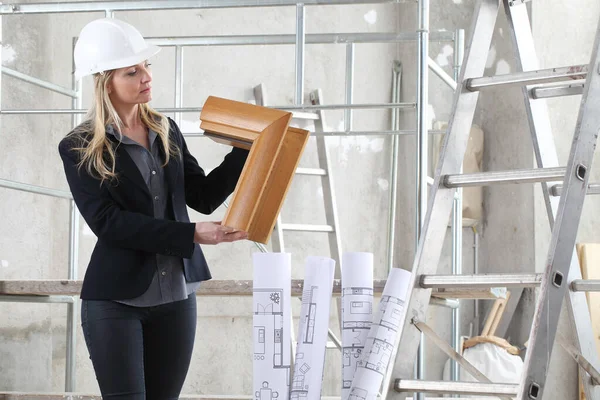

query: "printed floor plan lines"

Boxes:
[341, 253, 374, 400]
[254, 253, 292, 400]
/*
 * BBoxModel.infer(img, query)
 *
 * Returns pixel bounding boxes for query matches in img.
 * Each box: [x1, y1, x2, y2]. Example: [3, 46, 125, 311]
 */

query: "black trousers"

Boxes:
[81, 294, 197, 400]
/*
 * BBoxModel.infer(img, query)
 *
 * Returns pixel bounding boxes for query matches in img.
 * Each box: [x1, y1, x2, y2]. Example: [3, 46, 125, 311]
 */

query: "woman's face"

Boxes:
[108, 61, 153, 106]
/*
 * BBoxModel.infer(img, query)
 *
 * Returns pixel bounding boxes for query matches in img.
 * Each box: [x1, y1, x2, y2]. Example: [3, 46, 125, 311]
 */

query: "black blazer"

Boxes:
[58, 117, 248, 300]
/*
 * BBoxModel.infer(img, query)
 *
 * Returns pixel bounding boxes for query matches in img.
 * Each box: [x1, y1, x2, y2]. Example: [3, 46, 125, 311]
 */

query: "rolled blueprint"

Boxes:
[341, 252, 374, 400]
[253, 253, 292, 400]
[291, 256, 336, 400]
[347, 267, 412, 400]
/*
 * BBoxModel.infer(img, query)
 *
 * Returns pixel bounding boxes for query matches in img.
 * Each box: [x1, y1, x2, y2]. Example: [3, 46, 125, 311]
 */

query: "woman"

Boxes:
[58, 18, 248, 399]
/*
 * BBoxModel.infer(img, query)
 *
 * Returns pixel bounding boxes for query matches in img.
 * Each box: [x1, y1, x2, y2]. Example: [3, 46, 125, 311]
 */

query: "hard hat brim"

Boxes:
[74, 45, 161, 79]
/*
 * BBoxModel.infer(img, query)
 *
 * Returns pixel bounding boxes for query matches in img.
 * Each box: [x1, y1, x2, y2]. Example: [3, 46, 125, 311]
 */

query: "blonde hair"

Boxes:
[71, 70, 178, 183]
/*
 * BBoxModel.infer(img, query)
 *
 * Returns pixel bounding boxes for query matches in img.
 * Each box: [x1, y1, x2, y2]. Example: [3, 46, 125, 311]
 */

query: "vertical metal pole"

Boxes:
[291, 1, 306, 370]
[65, 38, 82, 393]
[450, 28, 465, 387]
[473, 228, 480, 334]
[414, 1, 429, 397]
[175, 46, 184, 127]
[388, 61, 402, 272]
[65, 200, 79, 392]
[295, 3, 305, 106]
[450, 191, 462, 385]
[344, 43, 355, 131]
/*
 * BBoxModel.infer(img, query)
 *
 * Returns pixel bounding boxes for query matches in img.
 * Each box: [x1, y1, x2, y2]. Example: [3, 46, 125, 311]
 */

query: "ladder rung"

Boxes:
[291, 111, 320, 120]
[443, 167, 565, 188]
[466, 64, 587, 91]
[531, 80, 585, 99]
[421, 274, 542, 289]
[280, 224, 334, 233]
[550, 183, 600, 197]
[296, 167, 327, 176]
[572, 280, 600, 292]
[395, 380, 518, 396]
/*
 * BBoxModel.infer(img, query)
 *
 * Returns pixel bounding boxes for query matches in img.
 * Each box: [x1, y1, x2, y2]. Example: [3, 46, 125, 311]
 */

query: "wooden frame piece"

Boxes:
[200, 96, 310, 244]
[0, 279, 388, 297]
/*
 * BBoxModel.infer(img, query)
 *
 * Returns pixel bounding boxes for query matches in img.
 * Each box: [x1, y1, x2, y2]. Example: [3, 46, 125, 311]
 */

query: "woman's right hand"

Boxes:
[193, 221, 248, 245]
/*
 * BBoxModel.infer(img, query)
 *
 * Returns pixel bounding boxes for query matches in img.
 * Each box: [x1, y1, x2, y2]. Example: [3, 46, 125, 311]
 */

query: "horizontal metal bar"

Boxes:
[0, 178, 73, 199]
[467, 65, 588, 91]
[550, 183, 600, 197]
[296, 168, 327, 176]
[394, 380, 518, 396]
[0, 295, 75, 304]
[571, 280, 600, 292]
[0, 102, 415, 115]
[0, 0, 408, 14]
[281, 224, 334, 232]
[443, 167, 565, 188]
[531, 80, 585, 99]
[186, 129, 446, 138]
[2, 67, 78, 98]
[421, 274, 542, 289]
[194, 129, 447, 138]
[147, 32, 455, 47]
[291, 111, 319, 120]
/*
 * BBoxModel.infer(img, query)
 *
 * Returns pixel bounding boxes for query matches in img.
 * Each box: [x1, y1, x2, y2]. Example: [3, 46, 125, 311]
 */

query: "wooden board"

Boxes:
[0, 279, 387, 297]
[577, 243, 600, 400]
[199, 96, 310, 244]
[0, 394, 337, 400]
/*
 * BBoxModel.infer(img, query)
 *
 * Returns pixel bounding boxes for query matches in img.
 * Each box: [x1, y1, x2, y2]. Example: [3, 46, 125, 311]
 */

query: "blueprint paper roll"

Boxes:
[341, 252, 374, 400]
[291, 256, 336, 400]
[347, 267, 412, 400]
[253, 253, 292, 400]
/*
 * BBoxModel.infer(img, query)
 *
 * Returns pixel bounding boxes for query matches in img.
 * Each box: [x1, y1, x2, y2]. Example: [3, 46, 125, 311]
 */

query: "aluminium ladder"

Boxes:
[384, 1, 600, 399]
[252, 84, 345, 366]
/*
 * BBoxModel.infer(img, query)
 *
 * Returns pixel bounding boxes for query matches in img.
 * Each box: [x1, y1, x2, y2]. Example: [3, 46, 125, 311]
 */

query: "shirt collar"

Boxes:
[106, 124, 158, 148]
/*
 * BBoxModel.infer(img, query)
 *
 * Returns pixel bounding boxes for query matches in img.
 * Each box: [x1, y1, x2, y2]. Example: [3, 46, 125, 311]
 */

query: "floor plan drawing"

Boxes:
[347, 267, 412, 400]
[290, 256, 335, 400]
[341, 253, 374, 400]
[254, 253, 292, 400]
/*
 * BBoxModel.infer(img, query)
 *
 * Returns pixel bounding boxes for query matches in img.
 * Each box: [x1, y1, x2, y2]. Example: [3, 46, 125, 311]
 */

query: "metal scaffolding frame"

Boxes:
[0, 0, 467, 397]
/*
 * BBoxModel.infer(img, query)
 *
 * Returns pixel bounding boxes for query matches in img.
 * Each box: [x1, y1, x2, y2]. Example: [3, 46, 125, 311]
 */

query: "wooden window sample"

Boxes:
[200, 96, 310, 244]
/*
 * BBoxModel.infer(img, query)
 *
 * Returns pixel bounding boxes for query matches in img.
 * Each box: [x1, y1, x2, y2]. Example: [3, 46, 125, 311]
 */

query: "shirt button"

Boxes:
[154, 196, 159, 201]
[152, 170, 156, 175]
[161, 271, 167, 276]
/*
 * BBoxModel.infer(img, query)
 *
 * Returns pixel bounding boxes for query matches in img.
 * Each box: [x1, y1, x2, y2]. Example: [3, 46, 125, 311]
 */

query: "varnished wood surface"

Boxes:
[199, 96, 311, 244]
[246, 126, 310, 243]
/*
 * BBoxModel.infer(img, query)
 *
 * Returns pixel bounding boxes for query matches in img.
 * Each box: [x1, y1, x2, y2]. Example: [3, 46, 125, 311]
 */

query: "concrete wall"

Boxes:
[0, 2, 403, 396]
[1, 0, 598, 398]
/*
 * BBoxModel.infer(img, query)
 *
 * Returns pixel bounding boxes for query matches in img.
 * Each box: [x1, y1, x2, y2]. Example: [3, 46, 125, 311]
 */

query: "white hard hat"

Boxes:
[73, 18, 160, 79]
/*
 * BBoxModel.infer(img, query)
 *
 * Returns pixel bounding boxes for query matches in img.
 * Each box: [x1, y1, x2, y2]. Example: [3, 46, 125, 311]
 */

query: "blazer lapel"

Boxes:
[107, 134, 150, 196]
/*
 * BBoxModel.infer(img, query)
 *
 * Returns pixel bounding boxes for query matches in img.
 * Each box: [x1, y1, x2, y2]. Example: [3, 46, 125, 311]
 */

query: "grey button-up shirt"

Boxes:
[107, 125, 200, 307]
